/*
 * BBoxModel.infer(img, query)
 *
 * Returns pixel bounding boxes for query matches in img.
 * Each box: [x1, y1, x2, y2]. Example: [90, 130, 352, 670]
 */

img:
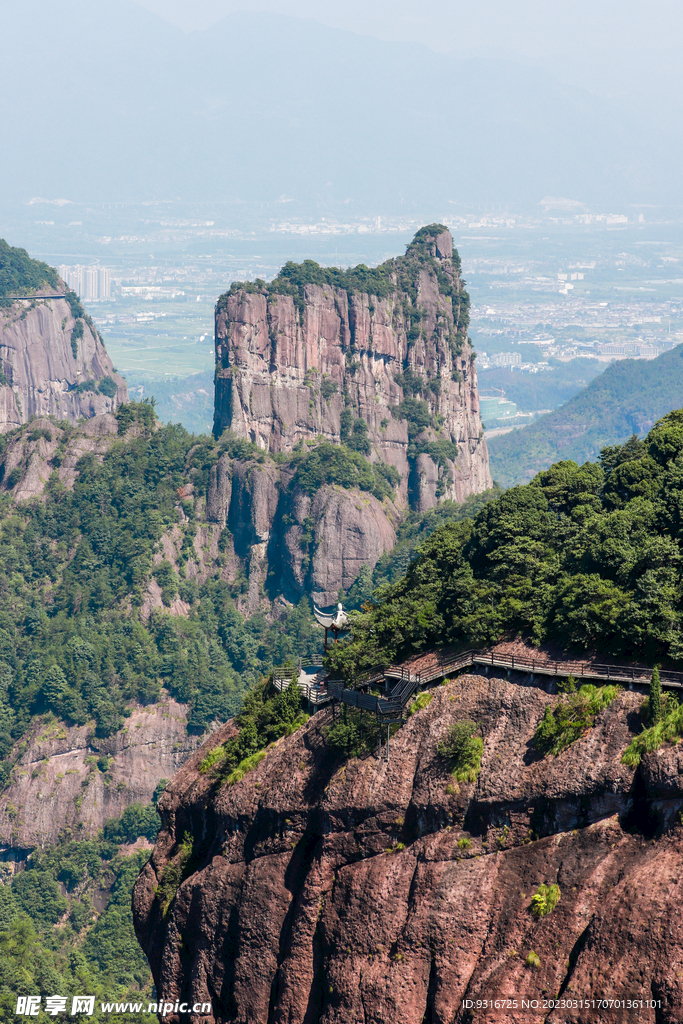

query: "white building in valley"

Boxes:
[58, 265, 111, 301]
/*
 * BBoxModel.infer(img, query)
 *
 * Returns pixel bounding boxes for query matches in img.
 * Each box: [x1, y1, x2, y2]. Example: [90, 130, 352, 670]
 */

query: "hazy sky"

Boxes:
[134, 0, 683, 92]
[3, 0, 681, 210]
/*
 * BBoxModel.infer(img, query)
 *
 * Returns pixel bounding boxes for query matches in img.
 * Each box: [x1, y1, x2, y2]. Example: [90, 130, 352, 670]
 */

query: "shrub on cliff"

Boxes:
[437, 720, 483, 782]
[98, 375, 118, 398]
[408, 692, 433, 715]
[392, 397, 433, 437]
[222, 225, 469, 347]
[324, 704, 391, 759]
[290, 440, 396, 501]
[199, 675, 308, 782]
[622, 697, 683, 766]
[155, 832, 193, 918]
[530, 883, 561, 918]
[534, 683, 618, 757]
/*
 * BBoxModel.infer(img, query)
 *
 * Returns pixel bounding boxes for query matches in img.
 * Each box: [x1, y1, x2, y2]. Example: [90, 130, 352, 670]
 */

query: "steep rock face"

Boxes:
[0, 293, 127, 431]
[0, 699, 199, 848]
[0, 413, 121, 500]
[281, 484, 399, 606]
[133, 673, 683, 1023]
[205, 455, 400, 606]
[214, 227, 491, 510]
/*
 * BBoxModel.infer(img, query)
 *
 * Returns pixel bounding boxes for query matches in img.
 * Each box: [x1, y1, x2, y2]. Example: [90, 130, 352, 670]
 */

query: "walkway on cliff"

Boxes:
[274, 641, 680, 735]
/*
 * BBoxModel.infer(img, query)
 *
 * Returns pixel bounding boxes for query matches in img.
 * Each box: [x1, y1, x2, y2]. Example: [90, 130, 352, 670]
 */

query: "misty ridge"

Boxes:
[2, 0, 681, 214]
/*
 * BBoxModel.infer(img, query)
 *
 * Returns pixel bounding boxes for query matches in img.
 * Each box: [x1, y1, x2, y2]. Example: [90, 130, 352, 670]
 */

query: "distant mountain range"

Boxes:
[1, 0, 680, 212]
[487, 345, 683, 488]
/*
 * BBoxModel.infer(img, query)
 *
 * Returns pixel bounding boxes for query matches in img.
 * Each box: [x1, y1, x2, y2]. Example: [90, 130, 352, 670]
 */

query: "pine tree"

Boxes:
[649, 665, 662, 724]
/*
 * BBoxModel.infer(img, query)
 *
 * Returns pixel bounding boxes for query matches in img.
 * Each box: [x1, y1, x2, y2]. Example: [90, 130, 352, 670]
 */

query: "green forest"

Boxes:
[0, 404, 332, 775]
[4, 232, 683, 1015]
[0, 240, 60, 301]
[0, 394, 500, 1019]
[488, 345, 683, 488]
[0, 807, 163, 1022]
[477, 357, 604, 415]
[329, 410, 683, 677]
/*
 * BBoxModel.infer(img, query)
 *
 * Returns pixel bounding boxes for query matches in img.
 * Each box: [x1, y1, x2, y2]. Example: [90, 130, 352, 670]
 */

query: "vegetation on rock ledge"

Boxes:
[437, 720, 483, 782]
[199, 675, 307, 782]
[530, 883, 561, 918]
[534, 679, 618, 757]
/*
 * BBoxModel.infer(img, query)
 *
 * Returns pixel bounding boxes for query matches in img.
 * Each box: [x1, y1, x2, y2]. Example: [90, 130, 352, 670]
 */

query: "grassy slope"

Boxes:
[488, 345, 683, 488]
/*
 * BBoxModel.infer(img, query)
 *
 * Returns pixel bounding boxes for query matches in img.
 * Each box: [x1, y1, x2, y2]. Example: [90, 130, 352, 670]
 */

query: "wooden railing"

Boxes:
[387, 649, 683, 690]
[272, 665, 297, 692]
[284, 646, 682, 725]
[273, 664, 338, 706]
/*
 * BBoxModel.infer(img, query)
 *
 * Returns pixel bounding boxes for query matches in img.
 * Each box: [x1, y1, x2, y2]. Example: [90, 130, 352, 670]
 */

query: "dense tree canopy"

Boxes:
[328, 411, 683, 677]
[0, 834, 158, 1022]
[0, 405, 324, 780]
[0, 239, 60, 299]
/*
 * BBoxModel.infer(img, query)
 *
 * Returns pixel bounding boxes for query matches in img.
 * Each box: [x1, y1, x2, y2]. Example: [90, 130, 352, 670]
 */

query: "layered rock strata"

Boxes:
[0, 292, 127, 430]
[214, 227, 491, 510]
[133, 673, 683, 1024]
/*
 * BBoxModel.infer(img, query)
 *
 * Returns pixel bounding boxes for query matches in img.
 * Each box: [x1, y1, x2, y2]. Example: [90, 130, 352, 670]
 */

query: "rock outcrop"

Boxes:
[0, 699, 199, 849]
[281, 484, 399, 606]
[214, 226, 491, 510]
[0, 413, 121, 500]
[0, 416, 398, 607]
[133, 672, 683, 1024]
[0, 292, 127, 431]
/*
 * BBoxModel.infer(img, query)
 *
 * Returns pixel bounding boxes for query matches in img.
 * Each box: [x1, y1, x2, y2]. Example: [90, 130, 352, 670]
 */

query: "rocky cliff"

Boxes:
[0, 415, 402, 608]
[214, 226, 491, 510]
[133, 672, 683, 1024]
[206, 452, 401, 607]
[0, 291, 127, 431]
[0, 699, 199, 850]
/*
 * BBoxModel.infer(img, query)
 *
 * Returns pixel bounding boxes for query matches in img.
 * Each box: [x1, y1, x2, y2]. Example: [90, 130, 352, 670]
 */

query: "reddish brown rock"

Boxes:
[0, 292, 126, 431]
[133, 674, 683, 1023]
[214, 228, 491, 510]
[281, 484, 399, 606]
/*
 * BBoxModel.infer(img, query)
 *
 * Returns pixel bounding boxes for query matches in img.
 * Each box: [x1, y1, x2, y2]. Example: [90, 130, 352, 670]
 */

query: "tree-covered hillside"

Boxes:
[329, 410, 683, 677]
[0, 404, 327, 776]
[487, 345, 683, 488]
[0, 806, 164, 1022]
[0, 239, 60, 300]
[477, 357, 604, 416]
[0, 402, 498, 775]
